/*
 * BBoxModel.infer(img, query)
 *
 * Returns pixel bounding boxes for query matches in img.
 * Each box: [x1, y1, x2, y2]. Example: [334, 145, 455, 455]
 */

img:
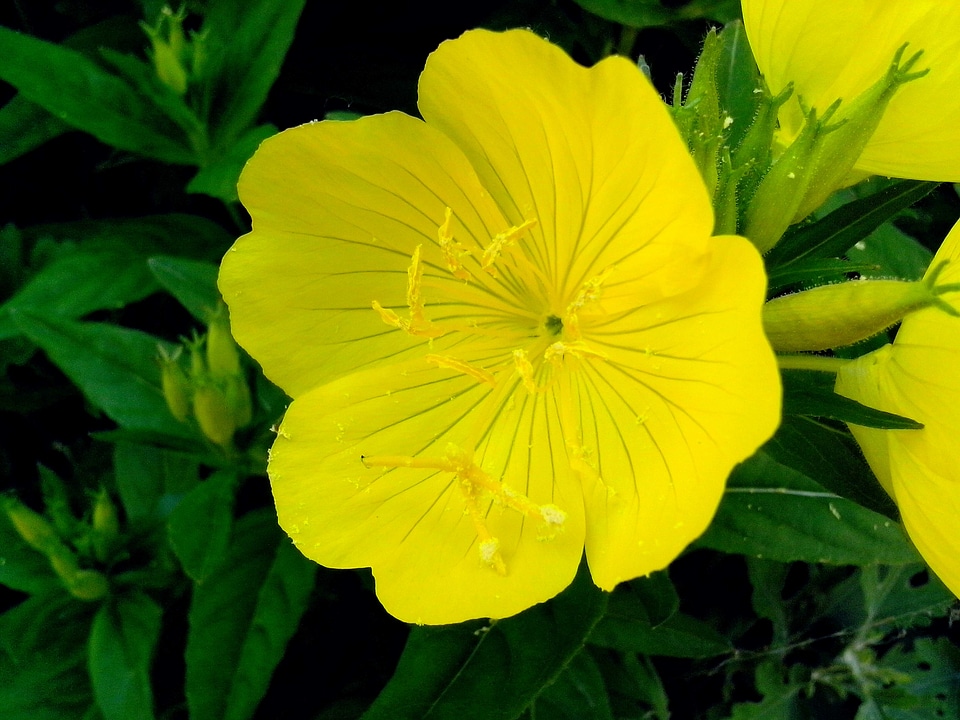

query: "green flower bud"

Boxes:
[159, 347, 192, 423]
[193, 383, 236, 448]
[763, 266, 959, 352]
[92, 489, 120, 563]
[141, 6, 190, 95]
[206, 308, 242, 379]
[65, 568, 110, 601]
[225, 375, 253, 429]
[4, 497, 59, 553]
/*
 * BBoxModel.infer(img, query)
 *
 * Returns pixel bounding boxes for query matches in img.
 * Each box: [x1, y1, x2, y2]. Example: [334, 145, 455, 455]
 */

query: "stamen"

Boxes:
[513, 348, 539, 394]
[563, 266, 615, 342]
[438, 207, 472, 281]
[544, 340, 608, 366]
[360, 443, 566, 572]
[426, 354, 496, 387]
[371, 245, 445, 338]
[481, 219, 538, 277]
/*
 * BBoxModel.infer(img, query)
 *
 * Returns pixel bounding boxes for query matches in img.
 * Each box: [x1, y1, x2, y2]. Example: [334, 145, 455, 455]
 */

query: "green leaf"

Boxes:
[765, 180, 938, 269]
[697, 452, 918, 565]
[715, 20, 762, 152]
[187, 123, 276, 203]
[0, 243, 160, 342]
[0, 26, 196, 164]
[11, 313, 192, 438]
[113, 442, 201, 525]
[847, 223, 933, 281]
[767, 258, 876, 293]
[147, 255, 221, 322]
[877, 638, 960, 720]
[21, 214, 233, 263]
[167, 470, 237, 582]
[0, 94, 69, 165]
[570, 0, 672, 27]
[764, 414, 898, 519]
[0, 505, 59, 594]
[185, 509, 316, 720]
[589, 606, 731, 658]
[782, 370, 924, 429]
[527, 649, 613, 720]
[362, 561, 607, 720]
[88, 592, 163, 720]
[202, 0, 306, 150]
[0, 591, 96, 720]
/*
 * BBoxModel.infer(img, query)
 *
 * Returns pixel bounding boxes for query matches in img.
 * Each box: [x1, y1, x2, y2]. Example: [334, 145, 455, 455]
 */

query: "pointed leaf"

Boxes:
[167, 470, 236, 583]
[0, 26, 195, 164]
[782, 370, 924, 429]
[88, 593, 163, 720]
[697, 452, 919, 565]
[11, 313, 191, 438]
[147, 256, 221, 322]
[362, 561, 607, 720]
[185, 509, 316, 720]
[528, 649, 613, 720]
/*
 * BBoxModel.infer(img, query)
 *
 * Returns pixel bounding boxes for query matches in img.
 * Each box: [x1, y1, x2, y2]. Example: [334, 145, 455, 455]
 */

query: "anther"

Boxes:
[481, 219, 538, 277]
[426, 354, 496, 386]
[438, 207, 472, 281]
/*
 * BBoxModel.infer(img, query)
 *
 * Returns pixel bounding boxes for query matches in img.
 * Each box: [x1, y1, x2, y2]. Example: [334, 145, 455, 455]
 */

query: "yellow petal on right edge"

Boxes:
[741, 0, 960, 180]
[574, 235, 780, 589]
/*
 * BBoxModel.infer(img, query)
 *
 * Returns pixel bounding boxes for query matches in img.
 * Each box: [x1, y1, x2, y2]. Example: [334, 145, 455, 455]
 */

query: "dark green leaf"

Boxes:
[113, 442, 201, 525]
[147, 255, 221, 322]
[878, 638, 960, 720]
[715, 20, 761, 152]
[765, 180, 938, 269]
[765, 414, 898, 518]
[767, 258, 875, 292]
[846, 223, 933, 281]
[0, 94, 70, 165]
[589, 607, 731, 658]
[782, 369, 924, 429]
[202, 0, 306, 149]
[88, 593, 163, 720]
[0, 244, 159, 341]
[167, 470, 237, 582]
[362, 561, 607, 720]
[0, 591, 96, 719]
[21, 214, 233, 263]
[858, 564, 955, 630]
[697, 452, 918, 565]
[187, 123, 276, 203]
[11, 313, 192, 438]
[528, 649, 612, 720]
[0, 26, 195, 164]
[570, 0, 672, 27]
[185, 509, 316, 720]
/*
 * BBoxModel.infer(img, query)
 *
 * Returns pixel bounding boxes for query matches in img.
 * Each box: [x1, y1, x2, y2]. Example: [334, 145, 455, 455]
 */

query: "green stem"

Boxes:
[777, 354, 848, 373]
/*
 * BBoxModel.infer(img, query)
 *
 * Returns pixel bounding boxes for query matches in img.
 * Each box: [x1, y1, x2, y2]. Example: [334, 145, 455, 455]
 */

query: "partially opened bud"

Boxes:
[193, 383, 236, 449]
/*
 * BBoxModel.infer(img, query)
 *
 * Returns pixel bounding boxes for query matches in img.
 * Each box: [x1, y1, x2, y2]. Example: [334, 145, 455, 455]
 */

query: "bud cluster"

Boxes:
[140, 5, 207, 96]
[160, 306, 254, 449]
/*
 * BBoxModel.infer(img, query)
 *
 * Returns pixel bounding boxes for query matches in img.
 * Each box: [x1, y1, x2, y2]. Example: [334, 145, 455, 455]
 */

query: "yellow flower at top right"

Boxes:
[741, 0, 960, 181]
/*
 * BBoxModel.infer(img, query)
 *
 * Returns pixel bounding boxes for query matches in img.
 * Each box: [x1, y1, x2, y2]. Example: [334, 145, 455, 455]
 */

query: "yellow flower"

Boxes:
[836, 220, 960, 598]
[742, 0, 960, 181]
[219, 29, 780, 624]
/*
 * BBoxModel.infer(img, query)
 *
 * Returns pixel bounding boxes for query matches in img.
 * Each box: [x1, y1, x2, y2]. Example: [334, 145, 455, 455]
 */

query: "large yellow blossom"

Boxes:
[741, 0, 960, 181]
[219, 29, 780, 624]
[836, 220, 960, 597]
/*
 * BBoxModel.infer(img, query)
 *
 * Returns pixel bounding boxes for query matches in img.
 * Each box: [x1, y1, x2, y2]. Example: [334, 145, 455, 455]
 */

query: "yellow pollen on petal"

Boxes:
[563, 266, 615, 342]
[481, 219, 538, 277]
[425, 354, 496, 387]
[438, 207, 472, 281]
[371, 244, 445, 338]
[513, 348, 539, 394]
[544, 340, 608, 367]
[360, 443, 566, 573]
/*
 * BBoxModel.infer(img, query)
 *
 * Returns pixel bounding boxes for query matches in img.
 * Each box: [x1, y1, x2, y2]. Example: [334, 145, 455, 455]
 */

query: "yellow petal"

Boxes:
[269, 356, 585, 625]
[220, 112, 520, 398]
[742, 0, 960, 180]
[419, 29, 713, 307]
[572, 235, 780, 588]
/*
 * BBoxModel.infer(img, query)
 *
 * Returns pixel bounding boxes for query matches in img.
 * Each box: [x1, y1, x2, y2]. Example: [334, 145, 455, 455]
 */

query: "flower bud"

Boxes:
[206, 308, 243, 379]
[4, 497, 59, 554]
[159, 347, 192, 423]
[193, 383, 236, 448]
[92, 489, 120, 563]
[763, 278, 939, 352]
[141, 6, 190, 95]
